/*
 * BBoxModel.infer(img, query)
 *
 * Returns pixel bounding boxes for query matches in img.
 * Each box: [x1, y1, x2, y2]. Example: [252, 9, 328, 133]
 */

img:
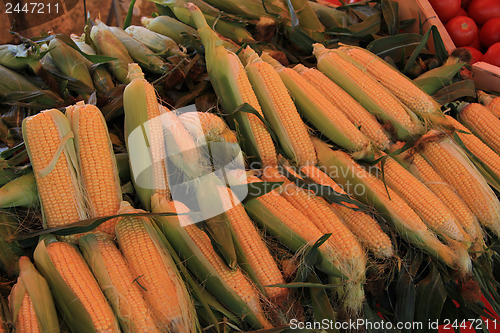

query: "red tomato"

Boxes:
[457, 7, 468, 16]
[317, 0, 343, 6]
[479, 17, 500, 48]
[467, 0, 500, 25]
[461, 0, 471, 9]
[469, 33, 482, 49]
[429, 0, 461, 23]
[483, 42, 500, 66]
[458, 46, 483, 63]
[446, 16, 479, 46]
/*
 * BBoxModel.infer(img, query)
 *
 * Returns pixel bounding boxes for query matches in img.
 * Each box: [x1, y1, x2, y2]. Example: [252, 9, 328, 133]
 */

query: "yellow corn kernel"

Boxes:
[46, 241, 118, 332]
[295, 65, 390, 150]
[459, 103, 500, 154]
[478, 90, 500, 118]
[66, 103, 121, 237]
[14, 291, 39, 333]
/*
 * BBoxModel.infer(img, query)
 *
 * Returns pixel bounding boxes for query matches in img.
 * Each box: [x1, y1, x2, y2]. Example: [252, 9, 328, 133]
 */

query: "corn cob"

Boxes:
[79, 233, 160, 332]
[105, 24, 166, 74]
[9, 257, 59, 333]
[294, 64, 391, 150]
[151, 195, 272, 329]
[188, 4, 278, 167]
[178, 111, 237, 143]
[141, 16, 198, 44]
[299, 165, 394, 258]
[124, 64, 170, 210]
[0, 173, 38, 208]
[377, 155, 468, 242]
[0, 44, 40, 71]
[420, 138, 500, 237]
[393, 147, 483, 244]
[125, 25, 184, 56]
[459, 103, 500, 154]
[66, 102, 122, 236]
[313, 44, 424, 140]
[261, 53, 372, 158]
[477, 91, 500, 117]
[338, 46, 444, 120]
[312, 137, 458, 268]
[446, 115, 500, 191]
[213, 186, 287, 301]
[70, 34, 115, 94]
[22, 109, 87, 242]
[115, 203, 196, 332]
[48, 38, 94, 92]
[34, 238, 120, 333]
[240, 47, 317, 166]
[90, 25, 134, 83]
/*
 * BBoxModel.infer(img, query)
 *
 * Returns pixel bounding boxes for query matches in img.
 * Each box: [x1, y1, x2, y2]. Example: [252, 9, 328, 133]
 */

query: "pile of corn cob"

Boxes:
[1, 0, 500, 332]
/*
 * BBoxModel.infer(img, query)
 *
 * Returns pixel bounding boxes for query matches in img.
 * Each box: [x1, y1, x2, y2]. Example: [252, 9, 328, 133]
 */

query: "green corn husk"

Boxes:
[288, 0, 326, 41]
[261, 52, 372, 159]
[9, 257, 60, 332]
[105, 25, 166, 74]
[413, 61, 465, 95]
[0, 44, 42, 72]
[90, 25, 134, 83]
[0, 212, 23, 276]
[0, 173, 38, 208]
[201, 0, 288, 19]
[34, 236, 120, 333]
[0, 297, 7, 332]
[0, 64, 61, 107]
[313, 44, 424, 140]
[70, 35, 115, 94]
[312, 137, 458, 269]
[151, 194, 269, 330]
[188, 4, 277, 167]
[155, 0, 256, 44]
[48, 38, 94, 94]
[141, 16, 198, 44]
[308, 1, 355, 29]
[125, 25, 184, 56]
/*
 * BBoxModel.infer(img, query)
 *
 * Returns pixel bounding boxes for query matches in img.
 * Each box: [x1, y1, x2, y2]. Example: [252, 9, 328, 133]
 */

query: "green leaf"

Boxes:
[367, 33, 422, 63]
[123, 0, 137, 29]
[394, 264, 416, 330]
[414, 266, 447, 324]
[434, 80, 476, 105]
[294, 233, 332, 283]
[308, 274, 339, 333]
[381, 0, 399, 35]
[327, 14, 381, 37]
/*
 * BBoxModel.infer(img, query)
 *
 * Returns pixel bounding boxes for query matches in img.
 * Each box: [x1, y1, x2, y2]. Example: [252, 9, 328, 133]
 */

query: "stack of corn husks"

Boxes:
[1, 0, 500, 332]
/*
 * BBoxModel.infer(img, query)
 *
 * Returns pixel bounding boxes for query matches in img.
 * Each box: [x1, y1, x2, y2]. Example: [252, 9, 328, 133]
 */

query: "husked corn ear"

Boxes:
[459, 103, 500, 154]
[478, 91, 500, 117]
[398, 149, 483, 243]
[188, 5, 277, 167]
[299, 165, 393, 258]
[261, 53, 371, 156]
[178, 111, 237, 143]
[79, 233, 160, 332]
[214, 186, 287, 301]
[183, 223, 271, 328]
[379, 155, 468, 242]
[124, 64, 170, 210]
[22, 109, 87, 243]
[446, 115, 500, 190]
[115, 203, 195, 332]
[66, 102, 122, 237]
[312, 138, 458, 268]
[241, 47, 317, 166]
[9, 257, 59, 333]
[313, 44, 423, 139]
[295, 65, 391, 150]
[41, 241, 119, 332]
[421, 139, 500, 236]
[338, 46, 441, 117]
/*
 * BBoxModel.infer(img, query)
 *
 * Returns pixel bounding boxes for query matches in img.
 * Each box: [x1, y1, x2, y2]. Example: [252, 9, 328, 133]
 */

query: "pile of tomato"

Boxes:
[429, 0, 500, 66]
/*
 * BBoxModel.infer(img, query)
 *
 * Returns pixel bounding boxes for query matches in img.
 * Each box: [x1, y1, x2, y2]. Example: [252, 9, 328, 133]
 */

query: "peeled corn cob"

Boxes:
[241, 47, 317, 166]
[115, 203, 196, 332]
[178, 111, 237, 143]
[34, 237, 120, 333]
[459, 103, 500, 154]
[79, 233, 160, 332]
[313, 44, 423, 140]
[66, 102, 122, 237]
[295, 64, 391, 150]
[477, 91, 500, 117]
[22, 109, 87, 243]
